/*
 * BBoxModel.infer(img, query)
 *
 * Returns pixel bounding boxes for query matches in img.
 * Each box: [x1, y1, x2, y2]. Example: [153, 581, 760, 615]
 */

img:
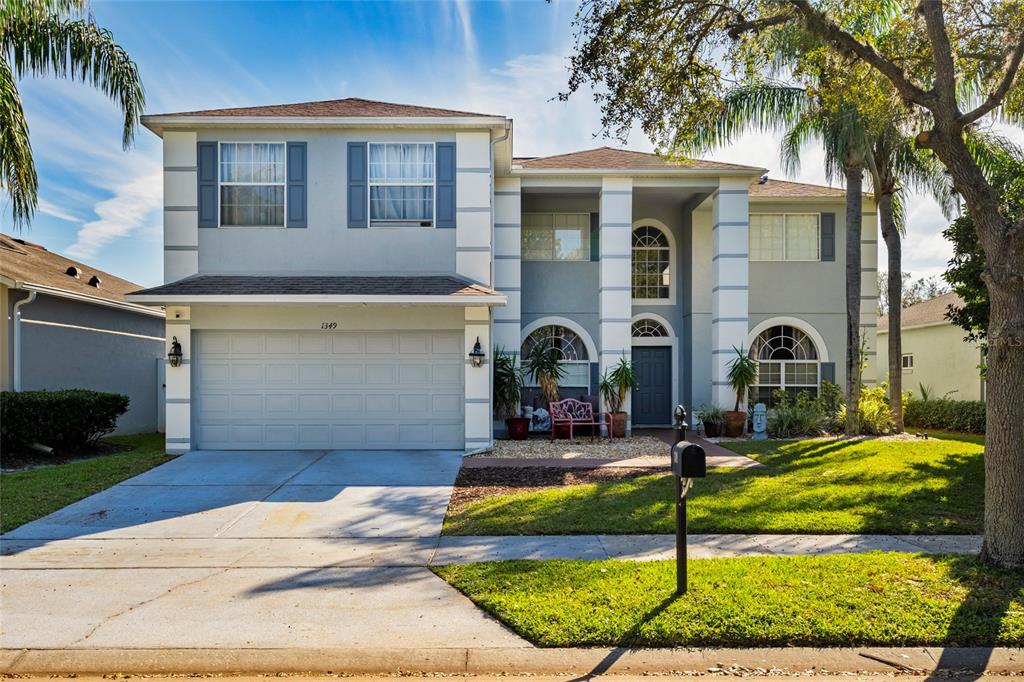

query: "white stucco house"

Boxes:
[127, 97, 878, 454]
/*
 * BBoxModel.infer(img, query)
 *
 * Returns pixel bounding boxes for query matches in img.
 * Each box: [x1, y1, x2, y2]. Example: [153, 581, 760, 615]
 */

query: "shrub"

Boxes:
[0, 389, 129, 452]
[836, 383, 908, 435]
[766, 390, 830, 438]
[905, 398, 986, 434]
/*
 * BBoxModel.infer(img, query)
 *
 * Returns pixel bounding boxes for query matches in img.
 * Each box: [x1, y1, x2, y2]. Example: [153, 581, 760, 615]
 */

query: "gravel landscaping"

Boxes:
[481, 436, 668, 460]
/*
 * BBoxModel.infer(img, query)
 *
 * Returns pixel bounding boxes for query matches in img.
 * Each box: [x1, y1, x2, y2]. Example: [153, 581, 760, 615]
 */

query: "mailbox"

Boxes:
[671, 441, 706, 479]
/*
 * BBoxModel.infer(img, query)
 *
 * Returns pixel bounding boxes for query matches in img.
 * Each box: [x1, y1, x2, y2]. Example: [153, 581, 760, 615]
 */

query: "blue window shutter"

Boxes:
[820, 212, 835, 261]
[347, 142, 368, 228]
[436, 142, 456, 228]
[821, 362, 836, 385]
[286, 142, 307, 228]
[197, 142, 218, 228]
[590, 212, 600, 261]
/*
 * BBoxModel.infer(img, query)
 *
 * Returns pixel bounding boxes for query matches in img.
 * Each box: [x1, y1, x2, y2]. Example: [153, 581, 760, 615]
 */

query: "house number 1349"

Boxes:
[320, 322, 338, 330]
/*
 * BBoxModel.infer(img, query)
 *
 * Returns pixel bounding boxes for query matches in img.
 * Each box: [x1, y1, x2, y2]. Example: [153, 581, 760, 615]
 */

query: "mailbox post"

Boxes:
[670, 405, 706, 595]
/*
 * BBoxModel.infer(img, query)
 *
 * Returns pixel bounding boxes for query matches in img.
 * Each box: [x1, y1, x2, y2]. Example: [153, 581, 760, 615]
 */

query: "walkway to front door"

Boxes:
[632, 345, 672, 425]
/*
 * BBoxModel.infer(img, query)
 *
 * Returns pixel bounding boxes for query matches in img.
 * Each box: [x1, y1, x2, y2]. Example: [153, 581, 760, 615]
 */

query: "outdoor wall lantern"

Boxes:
[469, 337, 486, 368]
[168, 337, 183, 367]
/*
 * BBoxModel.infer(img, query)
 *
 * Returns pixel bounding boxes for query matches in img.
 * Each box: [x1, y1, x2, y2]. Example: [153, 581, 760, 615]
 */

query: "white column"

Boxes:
[860, 209, 879, 385]
[599, 177, 633, 431]
[455, 132, 492, 285]
[711, 179, 750, 409]
[163, 132, 199, 283]
[165, 305, 192, 454]
[464, 306, 492, 452]
[492, 177, 521, 358]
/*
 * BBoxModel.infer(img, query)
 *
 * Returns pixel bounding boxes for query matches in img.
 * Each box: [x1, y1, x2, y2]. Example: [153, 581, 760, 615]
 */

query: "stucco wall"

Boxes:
[191, 129, 492, 277]
[878, 323, 984, 401]
[6, 290, 165, 434]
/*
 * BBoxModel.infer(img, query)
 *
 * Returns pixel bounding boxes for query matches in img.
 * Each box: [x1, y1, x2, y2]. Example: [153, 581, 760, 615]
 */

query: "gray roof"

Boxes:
[129, 275, 500, 298]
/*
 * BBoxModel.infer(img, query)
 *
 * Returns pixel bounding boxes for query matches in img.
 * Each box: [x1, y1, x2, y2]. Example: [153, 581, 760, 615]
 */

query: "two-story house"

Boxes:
[128, 98, 877, 454]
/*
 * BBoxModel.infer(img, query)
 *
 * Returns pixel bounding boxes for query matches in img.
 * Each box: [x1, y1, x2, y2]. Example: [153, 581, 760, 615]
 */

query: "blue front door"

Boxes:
[631, 345, 672, 426]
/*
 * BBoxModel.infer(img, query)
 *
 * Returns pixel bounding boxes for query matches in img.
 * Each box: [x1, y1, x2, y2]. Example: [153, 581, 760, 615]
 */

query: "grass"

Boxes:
[913, 429, 986, 446]
[434, 553, 1024, 647]
[443, 437, 984, 535]
[0, 433, 173, 533]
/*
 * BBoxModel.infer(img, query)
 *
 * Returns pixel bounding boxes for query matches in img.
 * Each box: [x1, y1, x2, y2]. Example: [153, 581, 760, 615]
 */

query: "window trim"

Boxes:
[521, 212, 592, 262]
[747, 321, 824, 407]
[520, 323, 591, 389]
[749, 212, 821, 262]
[217, 141, 288, 229]
[902, 353, 914, 371]
[367, 141, 437, 229]
[631, 219, 675, 305]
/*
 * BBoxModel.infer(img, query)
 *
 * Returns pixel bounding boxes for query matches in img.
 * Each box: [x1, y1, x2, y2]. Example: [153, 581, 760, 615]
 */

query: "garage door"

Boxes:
[193, 330, 465, 450]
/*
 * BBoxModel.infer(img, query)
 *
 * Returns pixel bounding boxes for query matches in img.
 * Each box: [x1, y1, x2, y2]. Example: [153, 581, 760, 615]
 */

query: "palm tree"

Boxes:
[1, 0, 144, 226]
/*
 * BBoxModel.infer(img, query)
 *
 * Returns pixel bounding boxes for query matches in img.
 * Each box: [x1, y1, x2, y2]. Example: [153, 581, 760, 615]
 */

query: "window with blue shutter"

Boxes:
[821, 213, 836, 261]
[197, 141, 217, 228]
[347, 142, 368, 228]
[435, 142, 456, 228]
[286, 142, 307, 228]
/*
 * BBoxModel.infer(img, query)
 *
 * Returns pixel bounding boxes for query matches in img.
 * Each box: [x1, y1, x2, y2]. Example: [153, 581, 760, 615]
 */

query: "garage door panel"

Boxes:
[196, 330, 465, 450]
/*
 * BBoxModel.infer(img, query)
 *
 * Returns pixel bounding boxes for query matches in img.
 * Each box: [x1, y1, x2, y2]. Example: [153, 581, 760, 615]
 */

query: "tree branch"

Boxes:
[961, 34, 1024, 125]
[917, 0, 958, 111]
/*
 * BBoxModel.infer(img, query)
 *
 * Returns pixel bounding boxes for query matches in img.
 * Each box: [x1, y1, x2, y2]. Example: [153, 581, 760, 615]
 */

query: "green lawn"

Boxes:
[0, 433, 173, 533]
[443, 437, 984, 535]
[435, 553, 1024, 647]
[914, 429, 986, 446]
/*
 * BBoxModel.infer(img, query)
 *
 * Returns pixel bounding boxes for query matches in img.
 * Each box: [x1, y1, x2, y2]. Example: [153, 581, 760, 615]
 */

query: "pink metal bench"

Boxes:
[549, 398, 613, 442]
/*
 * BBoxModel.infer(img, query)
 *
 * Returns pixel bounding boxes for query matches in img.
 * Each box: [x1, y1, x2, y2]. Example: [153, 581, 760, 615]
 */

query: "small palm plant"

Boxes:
[526, 343, 565, 404]
[492, 347, 524, 421]
[727, 345, 759, 412]
[599, 358, 637, 414]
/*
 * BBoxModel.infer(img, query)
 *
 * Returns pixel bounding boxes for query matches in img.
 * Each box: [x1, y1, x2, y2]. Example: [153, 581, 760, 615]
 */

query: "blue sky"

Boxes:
[10, 0, 1020, 288]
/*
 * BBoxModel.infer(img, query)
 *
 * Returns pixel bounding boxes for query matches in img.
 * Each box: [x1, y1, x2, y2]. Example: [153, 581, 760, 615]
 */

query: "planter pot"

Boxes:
[702, 420, 722, 438]
[505, 417, 531, 440]
[724, 410, 746, 437]
[609, 412, 627, 438]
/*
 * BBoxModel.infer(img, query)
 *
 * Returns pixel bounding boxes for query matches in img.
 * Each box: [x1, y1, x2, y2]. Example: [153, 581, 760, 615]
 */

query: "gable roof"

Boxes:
[878, 291, 964, 331]
[0, 233, 161, 314]
[748, 178, 846, 199]
[150, 97, 502, 120]
[513, 147, 763, 172]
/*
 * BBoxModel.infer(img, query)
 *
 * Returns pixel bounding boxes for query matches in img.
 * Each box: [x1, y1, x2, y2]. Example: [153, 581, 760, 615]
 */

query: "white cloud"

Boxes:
[64, 167, 162, 260]
[37, 197, 83, 223]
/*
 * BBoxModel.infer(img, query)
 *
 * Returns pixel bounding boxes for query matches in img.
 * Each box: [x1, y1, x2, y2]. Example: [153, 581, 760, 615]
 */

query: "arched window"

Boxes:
[521, 325, 590, 388]
[632, 319, 668, 337]
[749, 325, 820, 406]
[632, 225, 671, 300]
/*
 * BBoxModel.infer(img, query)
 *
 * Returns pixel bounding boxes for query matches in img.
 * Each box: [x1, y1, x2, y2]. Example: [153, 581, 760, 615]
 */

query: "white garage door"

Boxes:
[193, 330, 465, 450]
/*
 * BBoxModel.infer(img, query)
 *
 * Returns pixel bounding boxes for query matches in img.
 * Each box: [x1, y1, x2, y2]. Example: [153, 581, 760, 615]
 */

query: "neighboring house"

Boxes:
[127, 97, 877, 453]
[877, 292, 985, 401]
[1, 234, 166, 433]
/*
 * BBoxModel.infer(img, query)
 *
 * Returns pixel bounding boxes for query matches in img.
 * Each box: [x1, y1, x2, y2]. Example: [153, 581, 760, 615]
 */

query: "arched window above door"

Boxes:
[632, 319, 668, 338]
[632, 225, 671, 301]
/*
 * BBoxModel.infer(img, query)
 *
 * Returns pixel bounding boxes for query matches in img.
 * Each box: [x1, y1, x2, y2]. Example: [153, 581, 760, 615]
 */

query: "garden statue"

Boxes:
[752, 403, 768, 440]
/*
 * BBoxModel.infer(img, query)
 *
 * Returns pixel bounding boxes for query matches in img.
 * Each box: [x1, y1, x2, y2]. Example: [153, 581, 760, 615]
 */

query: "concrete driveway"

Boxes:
[0, 450, 527, 651]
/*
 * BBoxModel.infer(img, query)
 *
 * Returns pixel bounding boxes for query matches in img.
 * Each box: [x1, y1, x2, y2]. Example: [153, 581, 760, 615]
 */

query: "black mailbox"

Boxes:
[671, 441, 706, 479]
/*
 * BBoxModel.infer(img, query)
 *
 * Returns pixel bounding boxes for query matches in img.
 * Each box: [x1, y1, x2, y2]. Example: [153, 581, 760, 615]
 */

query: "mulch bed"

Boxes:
[450, 465, 661, 508]
[1, 441, 131, 472]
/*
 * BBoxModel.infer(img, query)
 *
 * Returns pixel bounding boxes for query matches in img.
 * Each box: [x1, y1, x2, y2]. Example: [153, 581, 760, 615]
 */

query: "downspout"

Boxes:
[12, 290, 37, 391]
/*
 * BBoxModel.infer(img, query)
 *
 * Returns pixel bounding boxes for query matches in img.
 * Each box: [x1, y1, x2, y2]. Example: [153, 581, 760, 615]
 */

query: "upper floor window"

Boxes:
[632, 225, 671, 300]
[522, 213, 590, 261]
[220, 143, 286, 227]
[750, 213, 820, 261]
[369, 143, 434, 227]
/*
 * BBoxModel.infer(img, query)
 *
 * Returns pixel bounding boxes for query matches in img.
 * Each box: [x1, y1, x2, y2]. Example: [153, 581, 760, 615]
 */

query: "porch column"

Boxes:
[165, 305, 192, 454]
[860, 210, 879, 385]
[492, 177, 521, 358]
[455, 132, 493, 285]
[464, 305, 493, 452]
[711, 179, 750, 409]
[163, 132, 199, 283]
[599, 177, 633, 431]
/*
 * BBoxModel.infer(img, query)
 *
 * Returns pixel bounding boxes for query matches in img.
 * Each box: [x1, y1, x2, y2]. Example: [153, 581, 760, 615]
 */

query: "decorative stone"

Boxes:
[752, 403, 768, 440]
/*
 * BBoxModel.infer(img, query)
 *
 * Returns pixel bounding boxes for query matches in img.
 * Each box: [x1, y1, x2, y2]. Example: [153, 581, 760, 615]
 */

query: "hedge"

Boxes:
[0, 389, 129, 452]
[904, 398, 986, 434]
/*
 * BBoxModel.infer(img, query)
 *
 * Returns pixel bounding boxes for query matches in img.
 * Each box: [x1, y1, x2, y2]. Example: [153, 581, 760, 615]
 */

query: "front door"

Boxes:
[631, 345, 672, 426]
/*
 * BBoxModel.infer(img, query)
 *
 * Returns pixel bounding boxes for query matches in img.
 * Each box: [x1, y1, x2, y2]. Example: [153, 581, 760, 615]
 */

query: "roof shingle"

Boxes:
[748, 178, 847, 199]
[151, 97, 502, 119]
[513, 147, 764, 172]
[878, 291, 964, 331]
[130, 275, 500, 299]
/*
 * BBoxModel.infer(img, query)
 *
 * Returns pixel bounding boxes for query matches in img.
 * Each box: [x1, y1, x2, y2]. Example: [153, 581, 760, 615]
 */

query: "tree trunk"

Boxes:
[844, 164, 864, 436]
[878, 192, 903, 432]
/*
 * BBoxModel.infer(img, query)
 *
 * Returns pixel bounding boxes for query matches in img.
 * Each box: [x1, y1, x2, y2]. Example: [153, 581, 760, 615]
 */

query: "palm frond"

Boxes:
[0, 56, 37, 227]
[2, 12, 145, 148]
[686, 82, 809, 153]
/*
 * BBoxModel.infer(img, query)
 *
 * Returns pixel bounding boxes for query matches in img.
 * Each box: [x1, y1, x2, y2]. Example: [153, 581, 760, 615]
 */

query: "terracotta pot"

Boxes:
[702, 420, 722, 438]
[724, 410, 746, 437]
[505, 417, 531, 440]
[609, 412, 627, 438]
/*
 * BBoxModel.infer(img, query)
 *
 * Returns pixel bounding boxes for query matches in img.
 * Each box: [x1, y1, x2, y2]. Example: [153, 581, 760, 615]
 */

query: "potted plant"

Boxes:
[599, 358, 638, 438]
[725, 345, 759, 437]
[493, 347, 528, 439]
[526, 343, 566, 434]
[696, 404, 726, 437]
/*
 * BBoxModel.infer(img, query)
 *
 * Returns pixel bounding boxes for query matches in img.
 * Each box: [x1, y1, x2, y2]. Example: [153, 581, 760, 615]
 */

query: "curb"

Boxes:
[2, 647, 1022, 675]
